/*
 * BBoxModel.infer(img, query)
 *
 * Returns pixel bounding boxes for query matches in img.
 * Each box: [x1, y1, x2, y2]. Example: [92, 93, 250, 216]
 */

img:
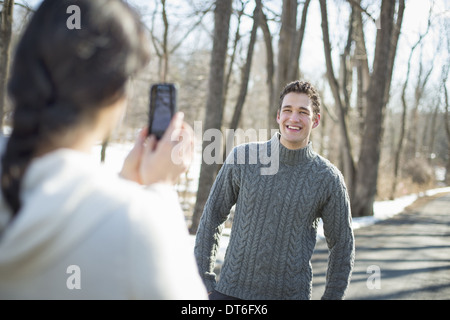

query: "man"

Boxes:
[194, 80, 355, 300]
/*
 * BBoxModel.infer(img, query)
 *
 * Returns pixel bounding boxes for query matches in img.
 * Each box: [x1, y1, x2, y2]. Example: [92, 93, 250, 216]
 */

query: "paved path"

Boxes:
[311, 192, 450, 300]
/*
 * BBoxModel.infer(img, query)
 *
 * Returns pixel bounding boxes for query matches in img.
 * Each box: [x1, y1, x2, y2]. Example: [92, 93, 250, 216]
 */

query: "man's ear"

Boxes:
[312, 113, 321, 129]
[276, 109, 281, 124]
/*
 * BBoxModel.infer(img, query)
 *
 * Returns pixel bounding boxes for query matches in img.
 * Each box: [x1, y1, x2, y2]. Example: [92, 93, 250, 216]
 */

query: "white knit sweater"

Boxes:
[0, 148, 207, 300]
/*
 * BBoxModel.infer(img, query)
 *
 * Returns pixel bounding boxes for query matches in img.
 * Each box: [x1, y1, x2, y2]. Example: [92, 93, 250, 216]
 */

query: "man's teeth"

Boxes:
[288, 125, 300, 130]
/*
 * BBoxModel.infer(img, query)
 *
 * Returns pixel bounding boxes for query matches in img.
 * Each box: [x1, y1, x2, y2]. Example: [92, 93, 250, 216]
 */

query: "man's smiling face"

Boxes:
[276, 92, 320, 150]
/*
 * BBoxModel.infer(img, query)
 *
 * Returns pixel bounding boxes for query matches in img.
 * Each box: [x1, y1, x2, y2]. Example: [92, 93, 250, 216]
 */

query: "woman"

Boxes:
[0, 0, 207, 299]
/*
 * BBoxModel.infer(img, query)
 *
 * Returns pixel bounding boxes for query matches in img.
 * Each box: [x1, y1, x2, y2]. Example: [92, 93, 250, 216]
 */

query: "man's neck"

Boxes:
[279, 135, 309, 150]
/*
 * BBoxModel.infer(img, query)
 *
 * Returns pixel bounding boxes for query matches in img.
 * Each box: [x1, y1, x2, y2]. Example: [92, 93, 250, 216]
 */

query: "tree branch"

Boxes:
[346, 0, 376, 25]
[0, 1, 34, 12]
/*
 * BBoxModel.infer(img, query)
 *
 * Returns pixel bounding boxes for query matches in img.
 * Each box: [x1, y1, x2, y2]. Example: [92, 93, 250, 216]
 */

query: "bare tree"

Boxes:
[287, 0, 310, 82]
[269, 0, 311, 130]
[260, 9, 275, 124]
[320, 0, 405, 216]
[0, 0, 14, 131]
[275, 0, 297, 106]
[222, 0, 246, 109]
[404, 46, 434, 160]
[190, 0, 232, 235]
[352, 0, 370, 135]
[391, 20, 432, 199]
[444, 79, 450, 184]
[319, 0, 355, 192]
[149, 0, 212, 82]
[351, 0, 405, 217]
[222, 0, 262, 164]
[442, 45, 450, 184]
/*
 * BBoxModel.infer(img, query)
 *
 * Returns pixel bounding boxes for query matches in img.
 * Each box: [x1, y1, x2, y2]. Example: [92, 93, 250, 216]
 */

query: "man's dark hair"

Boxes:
[279, 80, 321, 115]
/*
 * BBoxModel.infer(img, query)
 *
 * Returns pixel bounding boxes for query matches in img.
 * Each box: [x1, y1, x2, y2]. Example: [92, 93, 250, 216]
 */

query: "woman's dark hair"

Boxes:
[279, 80, 321, 116]
[1, 0, 151, 216]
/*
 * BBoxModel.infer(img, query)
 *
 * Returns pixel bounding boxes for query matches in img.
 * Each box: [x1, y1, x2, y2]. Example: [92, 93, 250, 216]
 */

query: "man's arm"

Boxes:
[320, 172, 355, 300]
[194, 149, 240, 293]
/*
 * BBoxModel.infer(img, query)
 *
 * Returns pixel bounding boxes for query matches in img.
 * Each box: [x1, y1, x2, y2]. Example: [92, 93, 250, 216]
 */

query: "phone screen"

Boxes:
[149, 84, 176, 139]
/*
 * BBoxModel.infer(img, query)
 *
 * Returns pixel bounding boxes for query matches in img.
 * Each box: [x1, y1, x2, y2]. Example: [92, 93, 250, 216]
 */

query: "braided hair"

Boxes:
[1, 0, 151, 216]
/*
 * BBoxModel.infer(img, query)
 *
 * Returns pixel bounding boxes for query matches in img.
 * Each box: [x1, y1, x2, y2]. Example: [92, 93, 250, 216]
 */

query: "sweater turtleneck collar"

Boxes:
[271, 132, 316, 165]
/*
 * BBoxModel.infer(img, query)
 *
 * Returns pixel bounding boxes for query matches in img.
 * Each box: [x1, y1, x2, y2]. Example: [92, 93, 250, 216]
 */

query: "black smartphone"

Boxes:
[148, 83, 177, 139]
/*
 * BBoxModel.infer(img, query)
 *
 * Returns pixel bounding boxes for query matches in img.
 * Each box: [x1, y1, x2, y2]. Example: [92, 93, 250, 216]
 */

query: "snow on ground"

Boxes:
[356, 186, 450, 229]
[94, 142, 450, 264]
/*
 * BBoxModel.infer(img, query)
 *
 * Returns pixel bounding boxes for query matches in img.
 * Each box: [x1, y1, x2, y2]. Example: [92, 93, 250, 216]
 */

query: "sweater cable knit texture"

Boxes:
[194, 133, 355, 300]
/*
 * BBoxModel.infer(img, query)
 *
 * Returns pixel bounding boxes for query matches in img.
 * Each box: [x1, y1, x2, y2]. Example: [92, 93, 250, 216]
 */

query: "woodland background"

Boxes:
[0, 0, 449, 234]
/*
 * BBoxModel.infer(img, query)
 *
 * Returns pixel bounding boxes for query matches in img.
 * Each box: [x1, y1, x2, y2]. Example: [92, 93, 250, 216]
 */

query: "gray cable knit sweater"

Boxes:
[194, 133, 355, 300]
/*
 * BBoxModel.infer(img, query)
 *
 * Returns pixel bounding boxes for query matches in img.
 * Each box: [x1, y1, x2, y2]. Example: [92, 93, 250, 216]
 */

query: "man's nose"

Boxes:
[289, 111, 301, 122]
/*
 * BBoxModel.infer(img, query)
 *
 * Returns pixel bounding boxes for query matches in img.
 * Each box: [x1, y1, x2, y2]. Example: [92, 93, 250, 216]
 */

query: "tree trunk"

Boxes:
[222, 0, 262, 162]
[391, 59, 410, 200]
[270, 0, 297, 130]
[223, 2, 244, 109]
[287, 0, 311, 82]
[260, 10, 275, 128]
[0, 0, 14, 131]
[352, 0, 370, 135]
[390, 25, 426, 199]
[160, 0, 169, 82]
[351, 0, 397, 217]
[443, 66, 450, 184]
[319, 0, 355, 193]
[190, 0, 232, 235]
[100, 137, 109, 163]
[426, 103, 439, 162]
[219, 0, 262, 170]
[383, 0, 405, 107]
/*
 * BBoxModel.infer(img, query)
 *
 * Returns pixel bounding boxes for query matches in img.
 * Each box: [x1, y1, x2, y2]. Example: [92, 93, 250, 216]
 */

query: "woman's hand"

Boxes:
[120, 112, 194, 186]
